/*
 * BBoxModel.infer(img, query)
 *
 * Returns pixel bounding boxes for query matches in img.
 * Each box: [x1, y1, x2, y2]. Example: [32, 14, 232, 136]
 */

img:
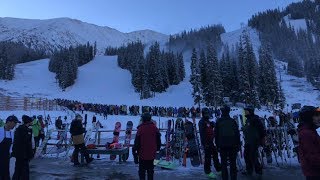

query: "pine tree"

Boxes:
[258, 46, 279, 105]
[199, 50, 208, 105]
[205, 44, 223, 106]
[190, 48, 202, 107]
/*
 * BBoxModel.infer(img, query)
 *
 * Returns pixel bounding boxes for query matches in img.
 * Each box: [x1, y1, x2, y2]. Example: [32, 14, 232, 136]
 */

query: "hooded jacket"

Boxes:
[298, 123, 320, 177]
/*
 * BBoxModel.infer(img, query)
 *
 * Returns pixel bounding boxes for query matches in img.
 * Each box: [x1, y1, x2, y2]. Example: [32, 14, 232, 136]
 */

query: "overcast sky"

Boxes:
[0, 0, 301, 34]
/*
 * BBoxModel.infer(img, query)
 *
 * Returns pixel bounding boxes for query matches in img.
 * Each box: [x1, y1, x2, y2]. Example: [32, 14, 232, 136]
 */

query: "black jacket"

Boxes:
[215, 115, 241, 150]
[12, 125, 33, 160]
[55, 119, 62, 129]
[243, 114, 266, 146]
[70, 119, 85, 136]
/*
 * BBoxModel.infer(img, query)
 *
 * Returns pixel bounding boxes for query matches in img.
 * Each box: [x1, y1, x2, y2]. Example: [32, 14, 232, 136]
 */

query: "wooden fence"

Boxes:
[0, 94, 60, 111]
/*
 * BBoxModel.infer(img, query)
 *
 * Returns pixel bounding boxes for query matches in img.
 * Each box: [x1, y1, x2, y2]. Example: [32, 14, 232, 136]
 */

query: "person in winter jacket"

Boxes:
[70, 114, 93, 166]
[298, 106, 320, 180]
[0, 119, 4, 127]
[37, 115, 45, 142]
[215, 105, 241, 180]
[242, 106, 266, 176]
[0, 115, 20, 180]
[32, 117, 42, 154]
[133, 112, 161, 180]
[55, 116, 62, 130]
[199, 108, 222, 179]
[12, 115, 33, 180]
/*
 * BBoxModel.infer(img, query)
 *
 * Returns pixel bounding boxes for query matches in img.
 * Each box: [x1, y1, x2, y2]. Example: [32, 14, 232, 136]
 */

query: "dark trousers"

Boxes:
[204, 145, 222, 174]
[139, 160, 154, 180]
[73, 143, 90, 164]
[0, 157, 10, 180]
[12, 159, 29, 180]
[244, 145, 262, 174]
[220, 148, 238, 180]
[306, 177, 320, 180]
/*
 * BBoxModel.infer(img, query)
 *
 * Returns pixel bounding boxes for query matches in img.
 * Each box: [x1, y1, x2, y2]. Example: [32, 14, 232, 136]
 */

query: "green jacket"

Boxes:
[0, 119, 4, 127]
[32, 119, 41, 137]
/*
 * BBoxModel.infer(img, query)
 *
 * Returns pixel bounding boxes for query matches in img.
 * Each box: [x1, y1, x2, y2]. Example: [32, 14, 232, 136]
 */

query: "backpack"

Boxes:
[217, 118, 239, 148]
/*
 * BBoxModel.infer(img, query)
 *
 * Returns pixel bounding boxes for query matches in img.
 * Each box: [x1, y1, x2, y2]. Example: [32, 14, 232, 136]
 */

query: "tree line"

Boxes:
[49, 42, 97, 90]
[190, 31, 285, 108]
[248, 0, 320, 88]
[105, 41, 185, 99]
[167, 24, 225, 53]
[0, 41, 47, 80]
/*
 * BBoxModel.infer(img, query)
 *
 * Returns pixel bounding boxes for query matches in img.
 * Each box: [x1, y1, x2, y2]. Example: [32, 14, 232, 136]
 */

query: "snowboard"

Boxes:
[184, 120, 200, 167]
[192, 117, 202, 165]
[34, 129, 53, 158]
[110, 122, 121, 160]
[155, 120, 177, 169]
[173, 118, 184, 160]
[122, 121, 133, 161]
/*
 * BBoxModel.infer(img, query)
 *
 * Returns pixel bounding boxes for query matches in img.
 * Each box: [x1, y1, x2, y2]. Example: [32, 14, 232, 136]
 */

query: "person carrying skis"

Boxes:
[133, 112, 161, 180]
[199, 107, 222, 179]
[70, 114, 93, 166]
[215, 105, 241, 180]
[298, 106, 320, 180]
[0, 115, 20, 180]
[242, 106, 266, 176]
[12, 115, 33, 180]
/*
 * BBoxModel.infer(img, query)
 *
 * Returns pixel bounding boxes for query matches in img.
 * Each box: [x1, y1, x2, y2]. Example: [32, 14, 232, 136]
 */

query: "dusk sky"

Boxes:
[0, 0, 301, 34]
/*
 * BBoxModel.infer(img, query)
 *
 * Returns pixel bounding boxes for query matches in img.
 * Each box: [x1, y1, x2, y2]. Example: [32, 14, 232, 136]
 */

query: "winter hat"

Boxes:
[221, 105, 231, 116]
[299, 106, 316, 123]
[75, 114, 83, 121]
[22, 115, 33, 124]
[202, 108, 210, 119]
[141, 112, 151, 122]
[6, 115, 21, 124]
[244, 105, 255, 115]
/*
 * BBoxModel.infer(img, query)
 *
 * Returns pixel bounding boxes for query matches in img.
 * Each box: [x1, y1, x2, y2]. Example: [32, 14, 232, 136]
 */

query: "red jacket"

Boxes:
[298, 123, 320, 177]
[134, 121, 161, 160]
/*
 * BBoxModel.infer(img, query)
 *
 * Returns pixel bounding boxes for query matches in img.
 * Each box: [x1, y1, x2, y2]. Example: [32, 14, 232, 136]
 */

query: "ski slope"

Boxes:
[0, 56, 194, 107]
[276, 60, 320, 107]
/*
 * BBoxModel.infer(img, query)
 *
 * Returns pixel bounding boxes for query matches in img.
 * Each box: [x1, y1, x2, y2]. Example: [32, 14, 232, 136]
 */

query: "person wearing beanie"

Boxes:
[298, 106, 320, 180]
[12, 115, 33, 180]
[69, 114, 93, 166]
[198, 107, 222, 179]
[215, 105, 241, 180]
[0, 115, 20, 180]
[133, 112, 161, 180]
[242, 106, 266, 176]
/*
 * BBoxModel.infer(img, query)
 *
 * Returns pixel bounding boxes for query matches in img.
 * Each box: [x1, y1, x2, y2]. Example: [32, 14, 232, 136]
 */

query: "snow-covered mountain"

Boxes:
[0, 17, 168, 54]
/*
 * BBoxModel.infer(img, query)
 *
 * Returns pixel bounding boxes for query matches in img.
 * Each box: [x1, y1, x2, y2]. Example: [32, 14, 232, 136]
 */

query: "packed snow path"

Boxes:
[28, 158, 304, 180]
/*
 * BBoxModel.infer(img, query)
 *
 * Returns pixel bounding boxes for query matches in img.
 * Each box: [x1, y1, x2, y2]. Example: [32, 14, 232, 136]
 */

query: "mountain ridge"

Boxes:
[0, 17, 168, 54]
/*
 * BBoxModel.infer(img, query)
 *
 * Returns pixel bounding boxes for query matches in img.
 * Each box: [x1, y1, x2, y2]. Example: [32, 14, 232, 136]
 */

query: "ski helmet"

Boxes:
[244, 105, 255, 115]
[141, 112, 151, 122]
[299, 106, 316, 123]
[202, 107, 210, 119]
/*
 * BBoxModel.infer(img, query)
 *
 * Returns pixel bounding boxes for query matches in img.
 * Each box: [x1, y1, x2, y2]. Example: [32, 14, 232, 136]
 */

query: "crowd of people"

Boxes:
[0, 105, 319, 180]
[55, 98, 225, 119]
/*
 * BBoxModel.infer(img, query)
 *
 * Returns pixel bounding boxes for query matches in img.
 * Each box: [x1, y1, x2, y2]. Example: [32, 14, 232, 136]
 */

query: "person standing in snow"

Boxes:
[12, 115, 33, 180]
[70, 114, 93, 166]
[298, 106, 320, 180]
[32, 116, 41, 154]
[199, 107, 222, 179]
[133, 112, 161, 180]
[0, 115, 20, 180]
[215, 105, 241, 180]
[242, 106, 266, 176]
